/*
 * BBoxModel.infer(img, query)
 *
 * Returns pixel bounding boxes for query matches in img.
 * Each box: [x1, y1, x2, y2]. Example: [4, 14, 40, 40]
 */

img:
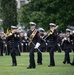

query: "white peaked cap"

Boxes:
[30, 22, 36, 25]
[11, 26, 17, 29]
[39, 28, 44, 31]
[49, 23, 56, 26]
[66, 29, 71, 32]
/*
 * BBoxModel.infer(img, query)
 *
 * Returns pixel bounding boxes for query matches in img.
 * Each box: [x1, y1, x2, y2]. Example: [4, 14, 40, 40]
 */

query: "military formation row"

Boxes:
[0, 22, 74, 68]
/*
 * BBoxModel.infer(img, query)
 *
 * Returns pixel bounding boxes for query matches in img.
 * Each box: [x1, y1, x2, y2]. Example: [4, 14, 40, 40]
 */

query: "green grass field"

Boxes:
[0, 52, 74, 75]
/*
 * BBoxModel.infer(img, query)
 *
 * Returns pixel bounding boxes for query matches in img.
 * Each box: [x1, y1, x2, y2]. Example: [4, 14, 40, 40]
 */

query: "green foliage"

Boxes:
[0, 7, 2, 18]
[0, 0, 2, 18]
[1, 0, 17, 31]
[19, 0, 74, 31]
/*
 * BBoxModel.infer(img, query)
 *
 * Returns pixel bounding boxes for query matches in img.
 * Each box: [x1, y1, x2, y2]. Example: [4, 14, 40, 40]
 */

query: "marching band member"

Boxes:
[27, 22, 41, 69]
[70, 30, 74, 66]
[0, 32, 3, 56]
[62, 29, 72, 64]
[37, 28, 45, 65]
[6, 26, 20, 66]
[46, 23, 58, 67]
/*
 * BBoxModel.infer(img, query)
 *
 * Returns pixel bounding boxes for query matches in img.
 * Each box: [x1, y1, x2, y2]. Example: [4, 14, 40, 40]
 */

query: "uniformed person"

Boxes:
[19, 31, 25, 52]
[46, 23, 58, 67]
[0, 32, 3, 56]
[62, 29, 72, 64]
[37, 28, 45, 65]
[24, 33, 28, 52]
[6, 26, 20, 66]
[70, 58, 74, 66]
[70, 30, 74, 66]
[27, 22, 41, 69]
[19, 31, 28, 52]
[57, 33, 63, 52]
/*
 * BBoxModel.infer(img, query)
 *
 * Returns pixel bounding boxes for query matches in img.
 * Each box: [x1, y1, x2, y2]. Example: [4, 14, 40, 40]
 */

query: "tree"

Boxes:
[0, 0, 2, 18]
[19, 0, 74, 31]
[1, 0, 17, 31]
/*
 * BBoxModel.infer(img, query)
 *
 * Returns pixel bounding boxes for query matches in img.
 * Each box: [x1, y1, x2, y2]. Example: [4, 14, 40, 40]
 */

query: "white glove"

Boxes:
[73, 30, 74, 33]
[46, 43, 48, 45]
[64, 37, 67, 40]
[58, 43, 60, 46]
[21, 43, 23, 46]
[34, 42, 40, 49]
[23, 40, 25, 42]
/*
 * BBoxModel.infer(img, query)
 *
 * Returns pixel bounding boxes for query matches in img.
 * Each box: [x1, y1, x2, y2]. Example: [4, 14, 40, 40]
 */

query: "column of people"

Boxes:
[0, 22, 74, 67]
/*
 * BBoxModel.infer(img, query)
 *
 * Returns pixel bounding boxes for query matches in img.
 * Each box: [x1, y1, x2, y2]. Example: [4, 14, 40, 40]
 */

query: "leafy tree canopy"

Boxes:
[19, 0, 74, 32]
[1, 0, 17, 31]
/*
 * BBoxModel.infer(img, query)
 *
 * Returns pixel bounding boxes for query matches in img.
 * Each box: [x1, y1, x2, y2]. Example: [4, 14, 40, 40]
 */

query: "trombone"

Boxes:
[41, 25, 58, 42]
[40, 30, 53, 42]
[28, 29, 37, 45]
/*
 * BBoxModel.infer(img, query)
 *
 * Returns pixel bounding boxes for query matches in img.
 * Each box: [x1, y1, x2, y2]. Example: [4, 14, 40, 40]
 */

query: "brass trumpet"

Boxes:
[41, 30, 53, 42]
[40, 25, 58, 42]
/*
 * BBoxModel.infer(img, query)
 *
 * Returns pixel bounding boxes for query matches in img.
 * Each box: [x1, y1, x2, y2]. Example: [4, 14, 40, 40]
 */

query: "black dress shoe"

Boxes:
[70, 63, 74, 66]
[38, 63, 42, 65]
[48, 65, 55, 67]
[63, 61, 66, 64]
[27, 66, 32, 69]
[27, 66, 36, 69]
[32, 67, 36, 69]
[67, 62, 70, 64]
[12, 64, 17, 66]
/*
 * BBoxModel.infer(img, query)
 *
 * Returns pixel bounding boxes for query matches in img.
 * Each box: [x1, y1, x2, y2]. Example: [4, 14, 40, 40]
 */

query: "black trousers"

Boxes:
[6, 42, 10, 55]
[37, 46, 42, 64]
[11, 49, 17, 65]
[29, 47, 36, 68]
[49, 47, 55, 66]
[0, 47, 3, 56]
[64, 49, 70, 63]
